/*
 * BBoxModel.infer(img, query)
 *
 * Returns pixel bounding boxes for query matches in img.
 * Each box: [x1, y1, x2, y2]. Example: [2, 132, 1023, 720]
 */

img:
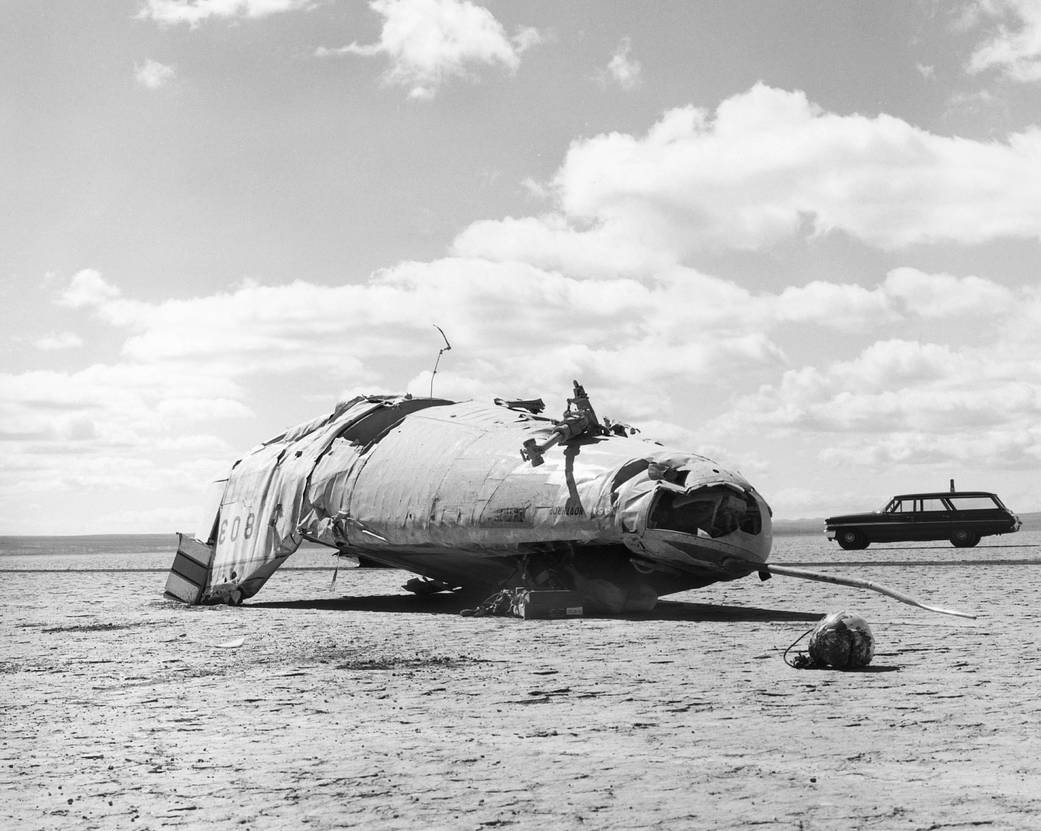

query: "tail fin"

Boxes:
[164, 395, 419, 605]
[164, 533, 216, 605]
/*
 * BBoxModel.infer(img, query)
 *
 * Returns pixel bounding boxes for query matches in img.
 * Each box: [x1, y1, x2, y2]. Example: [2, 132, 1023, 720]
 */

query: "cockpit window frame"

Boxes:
[647, 485, 762, 538]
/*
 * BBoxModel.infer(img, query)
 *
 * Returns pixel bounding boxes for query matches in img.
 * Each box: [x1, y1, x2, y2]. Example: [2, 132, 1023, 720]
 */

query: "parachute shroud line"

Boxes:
[761, 562, 976, 619]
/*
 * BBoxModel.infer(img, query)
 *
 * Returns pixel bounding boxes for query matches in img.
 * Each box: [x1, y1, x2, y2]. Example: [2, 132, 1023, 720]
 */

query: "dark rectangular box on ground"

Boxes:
[515, 590, 584, 619]
[164, 532, 215, 605]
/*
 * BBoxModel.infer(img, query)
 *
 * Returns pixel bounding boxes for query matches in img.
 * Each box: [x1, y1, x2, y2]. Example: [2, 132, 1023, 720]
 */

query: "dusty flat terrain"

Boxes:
[3, 535, 1041, 830]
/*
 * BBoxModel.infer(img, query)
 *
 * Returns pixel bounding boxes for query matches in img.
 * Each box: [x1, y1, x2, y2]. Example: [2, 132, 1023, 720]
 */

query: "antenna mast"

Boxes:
[429, 325, 452, 398]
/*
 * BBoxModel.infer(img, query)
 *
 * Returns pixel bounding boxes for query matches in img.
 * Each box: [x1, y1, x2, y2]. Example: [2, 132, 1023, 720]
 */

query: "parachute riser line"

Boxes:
[759, 562, 976, 620]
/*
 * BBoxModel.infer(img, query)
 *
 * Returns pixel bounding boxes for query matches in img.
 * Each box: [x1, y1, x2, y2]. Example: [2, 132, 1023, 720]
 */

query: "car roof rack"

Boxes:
[891, 491, 997, 500]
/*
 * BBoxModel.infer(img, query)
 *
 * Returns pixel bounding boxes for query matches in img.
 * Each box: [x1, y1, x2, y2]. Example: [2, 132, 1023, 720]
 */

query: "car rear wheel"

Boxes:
[950, 528, 980, 548]
[836, 528, 869, 550]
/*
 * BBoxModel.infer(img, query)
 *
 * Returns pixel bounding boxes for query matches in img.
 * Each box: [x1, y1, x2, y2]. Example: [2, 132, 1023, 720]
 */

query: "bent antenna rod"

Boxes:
[430, 325, 452, 398]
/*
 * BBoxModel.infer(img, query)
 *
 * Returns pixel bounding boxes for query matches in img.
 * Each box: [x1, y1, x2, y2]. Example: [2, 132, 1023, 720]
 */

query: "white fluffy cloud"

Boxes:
[6, 256, 1036, 528]
[34, 332, 84, 351]
[317, 0, 540, 99]
[30, 260, 1023, 452]
[968, 0, 1041, 82]
[601, 37, 642, 90]
[882, 267, 1016, 317]
[761, 339, 1038, 427]
[718, 325, 1041, 471]
[0, 357, 249, 528]
[451, 214, 678, 277]
[134, 59, 176, 89]
[53, 266, 777, 394]
[820, 426, 1041, 471]
[8, 82, 1041, 529]
[58, 269, 122, 308]
[139, 0, 311, 27]
[0, 364, 250, 439]
[520, 84, 1041, 256]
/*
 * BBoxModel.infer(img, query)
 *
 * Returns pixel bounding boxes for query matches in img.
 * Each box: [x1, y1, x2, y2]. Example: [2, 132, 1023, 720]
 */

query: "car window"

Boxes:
[948, 496, 999, 511]
[918, 498, 947, 512]
[887, 499, 909, 514]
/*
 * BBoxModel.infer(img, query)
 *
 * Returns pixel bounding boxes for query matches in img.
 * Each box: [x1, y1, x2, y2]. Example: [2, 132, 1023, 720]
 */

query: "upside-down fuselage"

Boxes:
[170, 393, 773, 613]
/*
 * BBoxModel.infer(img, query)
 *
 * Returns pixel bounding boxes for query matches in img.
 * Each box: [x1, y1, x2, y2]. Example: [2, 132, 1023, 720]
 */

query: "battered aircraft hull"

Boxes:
[166, 390, 773, 613]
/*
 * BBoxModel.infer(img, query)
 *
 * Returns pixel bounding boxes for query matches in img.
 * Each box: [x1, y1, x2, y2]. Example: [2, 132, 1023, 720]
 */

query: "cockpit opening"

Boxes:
[648, 485, 762, 538]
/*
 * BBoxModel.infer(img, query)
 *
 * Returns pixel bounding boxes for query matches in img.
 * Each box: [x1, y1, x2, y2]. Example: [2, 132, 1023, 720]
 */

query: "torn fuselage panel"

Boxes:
[300, 403, 772, 609]
[201, 396, 452, 603]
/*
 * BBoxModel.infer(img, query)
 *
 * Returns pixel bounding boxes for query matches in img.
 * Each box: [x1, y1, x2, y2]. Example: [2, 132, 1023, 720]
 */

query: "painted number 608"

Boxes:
[218, 511, 256, 544]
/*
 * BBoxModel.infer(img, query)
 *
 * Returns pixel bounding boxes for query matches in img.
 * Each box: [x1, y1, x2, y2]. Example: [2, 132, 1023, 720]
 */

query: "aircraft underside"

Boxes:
[341, 540, 750, 613]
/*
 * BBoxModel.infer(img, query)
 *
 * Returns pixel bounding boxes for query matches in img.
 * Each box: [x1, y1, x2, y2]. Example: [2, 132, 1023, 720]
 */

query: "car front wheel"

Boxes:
[950, 528, 980, 548]
[836, 528, 869, 550]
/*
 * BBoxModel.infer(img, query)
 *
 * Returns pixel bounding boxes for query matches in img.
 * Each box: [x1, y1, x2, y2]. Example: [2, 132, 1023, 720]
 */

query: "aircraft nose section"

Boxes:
[648, 480, 769, 539]
[635, 461, 773, 578]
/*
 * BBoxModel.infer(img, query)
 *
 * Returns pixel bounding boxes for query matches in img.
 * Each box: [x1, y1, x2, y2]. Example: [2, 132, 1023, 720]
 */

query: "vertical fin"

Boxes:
[164, 532, 216, 605]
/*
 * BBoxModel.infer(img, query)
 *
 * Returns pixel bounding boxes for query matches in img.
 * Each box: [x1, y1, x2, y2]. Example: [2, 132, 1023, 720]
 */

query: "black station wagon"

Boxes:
[825, 490, 1020, 549]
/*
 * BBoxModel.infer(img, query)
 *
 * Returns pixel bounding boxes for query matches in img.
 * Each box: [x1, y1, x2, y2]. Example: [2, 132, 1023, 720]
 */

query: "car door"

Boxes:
[879, 497, 912, 541]
[915, 497, 952, 541]
[946, 494, 1005, 536]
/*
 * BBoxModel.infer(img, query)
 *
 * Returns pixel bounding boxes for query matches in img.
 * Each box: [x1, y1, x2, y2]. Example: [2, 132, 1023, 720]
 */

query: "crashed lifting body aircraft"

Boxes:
[165, 382, 971, 618]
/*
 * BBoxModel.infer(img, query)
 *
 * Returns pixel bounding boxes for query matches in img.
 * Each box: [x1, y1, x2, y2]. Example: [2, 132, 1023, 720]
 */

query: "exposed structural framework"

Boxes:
[166, 382, 772, 613]
[165, 382, 973, 618]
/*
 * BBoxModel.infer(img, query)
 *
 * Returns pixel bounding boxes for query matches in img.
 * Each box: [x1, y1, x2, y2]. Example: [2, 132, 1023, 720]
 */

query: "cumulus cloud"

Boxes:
[8, 257, 1038, 527]
[967, 0, 1041, 82]
[76, 265, 754, 389]
[316, 0, 540, 99]
[15, 80, 1041, 527]
[715, 319, 1041, 471]
[52, 262, 1022, 402]
[820, 426, 1041, 470]
[451, 214, 678, 277]
[134, 59, 176, 89]
[34, 332, 84, 351]
[5, 260, 773, 529]
[22, 264, 794, 454]
[530, 83, 1041, 255]
[57, 270, 122, 308]
[16, 259, 1015, 528]
[600, 37, 642, 90]
[0, 356, 254, 532]
[139, 0, 312, 27]
[156, 397, 254, 421]
[0, 364, 249, 434]
[882, 267, 1016, 317]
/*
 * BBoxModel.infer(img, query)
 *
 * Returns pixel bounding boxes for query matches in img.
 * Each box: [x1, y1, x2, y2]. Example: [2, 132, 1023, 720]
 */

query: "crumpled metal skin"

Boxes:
[196, 393, 773, 611]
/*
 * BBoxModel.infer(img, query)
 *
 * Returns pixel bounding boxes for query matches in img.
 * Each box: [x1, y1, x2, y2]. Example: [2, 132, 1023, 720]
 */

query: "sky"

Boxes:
[3, 0, 1041, 534]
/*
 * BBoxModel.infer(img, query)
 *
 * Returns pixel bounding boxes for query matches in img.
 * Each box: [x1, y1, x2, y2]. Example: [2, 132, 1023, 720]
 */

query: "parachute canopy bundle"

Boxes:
[786, 610, 875, 670]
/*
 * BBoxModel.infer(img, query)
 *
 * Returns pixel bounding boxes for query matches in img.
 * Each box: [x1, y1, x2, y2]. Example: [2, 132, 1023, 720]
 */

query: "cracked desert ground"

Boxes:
[3, 533, 1040, 830]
